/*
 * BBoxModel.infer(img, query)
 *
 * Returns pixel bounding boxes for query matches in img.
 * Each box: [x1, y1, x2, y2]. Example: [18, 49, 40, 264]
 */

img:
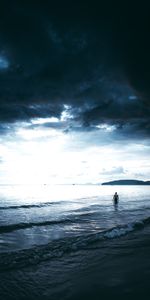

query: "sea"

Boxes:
[0, 184, 150, 300]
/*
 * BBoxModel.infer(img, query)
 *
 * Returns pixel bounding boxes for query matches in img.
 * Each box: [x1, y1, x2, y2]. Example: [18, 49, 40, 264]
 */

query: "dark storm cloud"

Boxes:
[0, 1, 150, 137]
[78, 96, 150, 132]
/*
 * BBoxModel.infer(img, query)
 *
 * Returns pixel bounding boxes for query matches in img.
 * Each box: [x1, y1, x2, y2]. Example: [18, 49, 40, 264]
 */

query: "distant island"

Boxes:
[101, 179, 150, 185]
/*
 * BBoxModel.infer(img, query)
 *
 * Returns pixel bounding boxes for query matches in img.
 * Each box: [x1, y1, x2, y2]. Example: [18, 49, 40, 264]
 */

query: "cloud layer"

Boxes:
[0, 1, 150, 138]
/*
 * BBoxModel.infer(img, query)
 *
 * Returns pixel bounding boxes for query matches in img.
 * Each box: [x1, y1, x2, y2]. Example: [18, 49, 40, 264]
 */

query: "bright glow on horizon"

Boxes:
[0, 121, 150, 184]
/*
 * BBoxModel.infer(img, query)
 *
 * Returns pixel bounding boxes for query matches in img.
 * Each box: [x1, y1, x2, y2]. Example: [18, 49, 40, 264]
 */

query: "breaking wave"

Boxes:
[1, 216, 150, 272]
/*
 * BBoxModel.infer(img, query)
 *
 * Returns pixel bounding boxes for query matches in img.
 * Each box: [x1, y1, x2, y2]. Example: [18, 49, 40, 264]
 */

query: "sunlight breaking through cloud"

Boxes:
[0, 55, 9, 69]
[31, 117, 59, 125]
[96, 124, 116, 132]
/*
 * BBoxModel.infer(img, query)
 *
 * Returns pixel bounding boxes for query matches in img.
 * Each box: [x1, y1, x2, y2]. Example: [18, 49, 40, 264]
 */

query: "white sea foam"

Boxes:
[104, 224, 134, 239]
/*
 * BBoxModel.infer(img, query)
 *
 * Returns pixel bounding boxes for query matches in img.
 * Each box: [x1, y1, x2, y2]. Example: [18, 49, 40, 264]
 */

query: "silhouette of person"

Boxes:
[113, 192, 119, 206]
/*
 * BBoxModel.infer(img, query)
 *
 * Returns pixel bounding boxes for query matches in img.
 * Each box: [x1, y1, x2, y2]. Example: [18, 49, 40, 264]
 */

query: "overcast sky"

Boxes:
[0, 1, 150, 184]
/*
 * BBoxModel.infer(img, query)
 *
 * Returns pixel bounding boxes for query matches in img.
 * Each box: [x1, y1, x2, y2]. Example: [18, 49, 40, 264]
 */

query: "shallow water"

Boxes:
[0, 184, 150, 299]
[0, 184, 150, 252]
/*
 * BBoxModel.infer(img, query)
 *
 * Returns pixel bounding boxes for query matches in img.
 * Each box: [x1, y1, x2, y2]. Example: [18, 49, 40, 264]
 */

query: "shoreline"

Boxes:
[71, 226, 150, 299]
[0, 225, 150, 299]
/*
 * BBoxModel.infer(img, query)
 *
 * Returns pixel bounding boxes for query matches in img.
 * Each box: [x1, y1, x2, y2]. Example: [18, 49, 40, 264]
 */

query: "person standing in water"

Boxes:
[113, 192, 119, 206]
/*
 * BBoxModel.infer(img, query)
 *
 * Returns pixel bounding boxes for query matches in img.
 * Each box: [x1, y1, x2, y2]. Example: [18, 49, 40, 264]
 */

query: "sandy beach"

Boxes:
[70, 226, 150, 300]
[1, 224, 150, 300]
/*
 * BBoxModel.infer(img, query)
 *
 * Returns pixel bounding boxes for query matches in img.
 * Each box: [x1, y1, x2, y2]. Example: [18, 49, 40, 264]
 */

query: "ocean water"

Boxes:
[0, 184, 150, 299]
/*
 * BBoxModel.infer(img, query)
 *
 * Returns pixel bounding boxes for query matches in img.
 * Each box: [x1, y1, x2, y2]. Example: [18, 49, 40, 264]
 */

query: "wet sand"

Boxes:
[0, 226, 150, 300]
[69, 226, 150, 300]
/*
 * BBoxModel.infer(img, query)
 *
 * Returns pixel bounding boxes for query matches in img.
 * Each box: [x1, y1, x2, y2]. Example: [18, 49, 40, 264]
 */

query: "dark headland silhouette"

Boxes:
[102, 179, 150, 185]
